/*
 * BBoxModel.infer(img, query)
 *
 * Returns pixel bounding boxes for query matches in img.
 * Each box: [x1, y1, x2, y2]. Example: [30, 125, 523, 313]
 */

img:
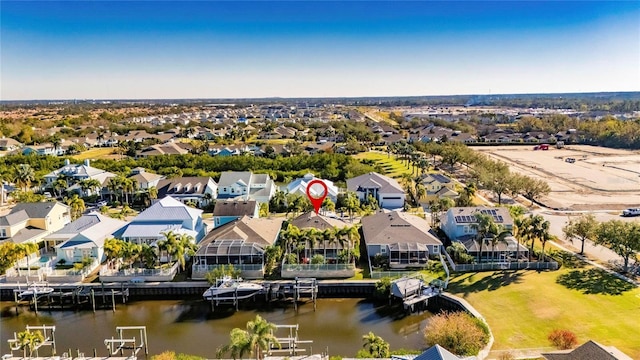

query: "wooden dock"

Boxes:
[10, 283, 130, 313]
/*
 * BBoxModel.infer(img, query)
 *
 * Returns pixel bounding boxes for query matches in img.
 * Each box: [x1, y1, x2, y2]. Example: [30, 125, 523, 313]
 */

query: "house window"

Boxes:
[223, 188, 227, 192]
[0, 229, 6, 237]
[380, 247, 386, 253]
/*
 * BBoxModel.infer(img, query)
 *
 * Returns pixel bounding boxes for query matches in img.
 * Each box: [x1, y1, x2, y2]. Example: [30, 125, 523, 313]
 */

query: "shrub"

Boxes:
[548, 329, 578, 350]
[424, 312, 490, 356]
[311, 254, 325, 264]
[373, 277, 392, 300]
[204, 264, 242, 285]
[497, 351, 515, 360]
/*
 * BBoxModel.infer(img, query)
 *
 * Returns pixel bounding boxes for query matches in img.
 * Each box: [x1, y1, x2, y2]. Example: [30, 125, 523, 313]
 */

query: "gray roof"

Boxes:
[361, 211, 442, 246]
[218, 171, 253, 187]
[347, 172, 404, 194]
[7, 202, 69, 220]
[0, 209, 30, 226]
[213, 200, 258, 217]
[47, 212, 127, 244]
[413, 345, 464, 360]
[11, 228, 47, 244]
[156, 177, 215, 198]
[448, 207, 513, 226]
[134, 196, 202, 222]
[542, 340, 633, 360]
[423, 174, 452, 185]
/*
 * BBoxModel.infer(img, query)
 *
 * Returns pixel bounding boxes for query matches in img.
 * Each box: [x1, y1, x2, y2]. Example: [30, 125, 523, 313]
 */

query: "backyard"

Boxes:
[447, 264, 640, 358]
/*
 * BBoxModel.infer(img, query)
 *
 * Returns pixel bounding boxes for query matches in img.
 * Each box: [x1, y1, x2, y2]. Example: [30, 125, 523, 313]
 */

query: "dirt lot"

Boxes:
[476, 145, 640, 210]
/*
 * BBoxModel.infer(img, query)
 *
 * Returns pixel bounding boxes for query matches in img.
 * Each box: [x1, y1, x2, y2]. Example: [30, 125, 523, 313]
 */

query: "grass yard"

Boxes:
[447, 267, 640, 358]
[72, 147, 116, 160]
[353, 151, 413, 179]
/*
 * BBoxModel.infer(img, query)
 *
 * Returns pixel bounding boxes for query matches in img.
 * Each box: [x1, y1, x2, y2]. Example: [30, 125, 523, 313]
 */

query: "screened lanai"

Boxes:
[388, 243, 429, 266]
[194, 239, 265, 266]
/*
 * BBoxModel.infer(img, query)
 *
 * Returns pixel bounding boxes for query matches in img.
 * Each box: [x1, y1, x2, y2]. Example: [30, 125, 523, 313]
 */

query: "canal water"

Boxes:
[1, 299, 432, 358]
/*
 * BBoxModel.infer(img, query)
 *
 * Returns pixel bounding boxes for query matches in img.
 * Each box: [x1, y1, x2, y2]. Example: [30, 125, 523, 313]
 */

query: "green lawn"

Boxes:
[447, 267, 640, 358]
[72, 147, 116, 160]
[353, 151, 413, 179]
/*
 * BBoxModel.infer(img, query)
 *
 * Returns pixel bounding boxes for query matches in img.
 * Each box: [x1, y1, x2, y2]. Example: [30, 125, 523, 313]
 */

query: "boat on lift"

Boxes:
[203, 276, 264, 301]
[16, 282, 54, 300]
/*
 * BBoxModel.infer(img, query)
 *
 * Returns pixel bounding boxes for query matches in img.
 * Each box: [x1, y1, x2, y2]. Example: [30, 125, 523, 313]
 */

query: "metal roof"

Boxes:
[201, 239, 264, 256]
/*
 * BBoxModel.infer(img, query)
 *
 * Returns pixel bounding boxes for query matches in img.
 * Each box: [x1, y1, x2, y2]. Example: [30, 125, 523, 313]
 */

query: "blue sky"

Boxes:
[1, 1, 639, 100]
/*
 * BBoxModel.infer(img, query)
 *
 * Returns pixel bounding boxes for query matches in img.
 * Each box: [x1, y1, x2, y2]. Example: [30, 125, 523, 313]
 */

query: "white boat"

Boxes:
[203, 276, 264, 301]
[17, 283, 55, 299]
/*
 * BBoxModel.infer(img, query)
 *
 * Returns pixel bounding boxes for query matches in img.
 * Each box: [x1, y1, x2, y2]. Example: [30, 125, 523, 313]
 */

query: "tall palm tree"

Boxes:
[471, 213, 495, 263]
[80, 178, 102, 198]
[529, 214, 552, 262]
[14, 164, 36, 192]
[139, 244, 158, 269]
[103, 238, 124, 265]
[107, 177, 121, 202]
[65, 194, 85, 220]
[217, 327, 252, 360]
[245, 315, 280, 360]
[53, 178, 68, 199]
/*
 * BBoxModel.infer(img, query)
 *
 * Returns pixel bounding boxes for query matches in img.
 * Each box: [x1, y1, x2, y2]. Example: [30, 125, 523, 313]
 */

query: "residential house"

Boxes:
[541, 340, 633, 360]
[22, 143, 62, 156]
[118, 196, 206, 246]
[394, 344, 471, 360]
[286, 173, 339, 203]
[361, 210, 442, 269]
[155, 176, 218, 208]
[0, 202, 71, 245]
[347, 172, 405, 209]
[212, 199, 259, 228]
[43, 159, 117, 197]
[136, 142, 189, 157]
[129, 167, 164, 190]
[217, 171, 276, 203]
[304, 141, 335, 154]
[45, 212, 127, 263]
[289, 211, 350, 262]
[192, 216, 285, 279]
[422, 173, 459, 202]
[441, 207, 527, 262]
[0, 137, 22, 151]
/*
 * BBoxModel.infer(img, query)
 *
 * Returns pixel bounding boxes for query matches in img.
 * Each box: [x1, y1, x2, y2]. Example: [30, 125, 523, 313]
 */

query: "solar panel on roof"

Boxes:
[496, 216, 503, 222]
[455, 216, 461, 222]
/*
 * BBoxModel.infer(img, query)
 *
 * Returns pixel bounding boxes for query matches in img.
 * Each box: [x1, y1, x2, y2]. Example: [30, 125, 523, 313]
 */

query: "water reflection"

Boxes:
[1, 299, 431, 357]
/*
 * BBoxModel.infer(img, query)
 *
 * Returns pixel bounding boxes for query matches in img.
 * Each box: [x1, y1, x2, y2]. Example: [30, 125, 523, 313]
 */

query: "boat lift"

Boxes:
[267, 324, 313, 356]
[6, 325, 57, 357]
[104, 326, 149, 358]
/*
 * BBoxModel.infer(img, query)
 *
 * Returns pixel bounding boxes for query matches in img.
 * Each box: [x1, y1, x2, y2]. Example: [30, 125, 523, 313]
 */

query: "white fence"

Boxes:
[451, 261, 559, 272]
[99, 262, 179, 282]
[281, 263, 356, 279]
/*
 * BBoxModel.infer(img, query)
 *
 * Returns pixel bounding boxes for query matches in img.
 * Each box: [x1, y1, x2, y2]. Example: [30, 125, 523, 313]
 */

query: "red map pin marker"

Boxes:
[306, 179, 328, 215]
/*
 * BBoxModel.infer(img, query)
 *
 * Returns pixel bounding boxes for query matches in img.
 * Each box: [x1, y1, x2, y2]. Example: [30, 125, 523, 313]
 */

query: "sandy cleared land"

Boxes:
[476, 145, 640, 210]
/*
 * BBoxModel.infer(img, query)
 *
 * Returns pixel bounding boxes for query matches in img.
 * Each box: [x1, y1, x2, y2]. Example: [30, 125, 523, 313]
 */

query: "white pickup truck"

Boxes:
[622, 208, 640, 217]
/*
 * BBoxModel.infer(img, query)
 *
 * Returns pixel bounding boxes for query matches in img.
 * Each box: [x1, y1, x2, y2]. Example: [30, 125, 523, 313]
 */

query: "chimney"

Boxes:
[84, 159, 90, 166]
[64, 159, 70, 166]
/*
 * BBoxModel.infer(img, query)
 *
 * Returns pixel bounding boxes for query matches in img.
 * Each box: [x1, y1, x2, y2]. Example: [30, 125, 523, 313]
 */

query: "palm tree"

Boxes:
[17, 330, 44, 358]
[53, 178, 68, 199]
[103, 238, 124, 265]
[139, 244, 158, 269]
[65, 194, 85, 220]
[529, 214, 552, 262]
[218, 315, 280, 360]
[159, 231, 196, 271]
[362, 332, 390, 358]
[107, 177, 121, 202]
[471, 213, 494, 263]
[14, 164, 36, 192]
[80, 178, 102, 197]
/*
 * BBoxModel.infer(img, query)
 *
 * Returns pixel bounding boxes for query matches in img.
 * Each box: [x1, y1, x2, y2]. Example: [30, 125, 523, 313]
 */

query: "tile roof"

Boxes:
[361, 211, 442, 246]
[197, 215, 284, 252]
[213, 199, 258, 217]
[290, 211, 348, 231]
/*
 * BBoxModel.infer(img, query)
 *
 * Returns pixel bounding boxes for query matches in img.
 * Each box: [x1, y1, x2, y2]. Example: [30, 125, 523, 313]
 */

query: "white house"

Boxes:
[285, 173, 339, 203]
[217, 171, 276, 203]
[48, 212, 128, 263]
[155, 176, 218, 208]
[346, 172, 405, 209]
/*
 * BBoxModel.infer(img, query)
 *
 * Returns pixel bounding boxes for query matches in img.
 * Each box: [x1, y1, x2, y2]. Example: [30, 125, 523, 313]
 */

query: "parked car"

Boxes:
[622, 208, 640, 217]
[97, 200, 108, 207]
[565, 158, 576, 163]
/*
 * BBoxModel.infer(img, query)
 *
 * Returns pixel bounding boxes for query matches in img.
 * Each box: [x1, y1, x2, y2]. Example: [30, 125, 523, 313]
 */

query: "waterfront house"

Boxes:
[47, 212, 128, 263]
[541, 340, 633, 360]
[346, 172, 405, 209]
[0, 202, 71, 245]
[217, 171, 276, 203]
[118, 196, 206, 246]
[192, 216, 284, 279]
[285, 173, 339, 202]
[441, 207, 527, 262]
[361, 210, 442, 269]
[212, 199, 259, 228]
[155, 176, 218, 208]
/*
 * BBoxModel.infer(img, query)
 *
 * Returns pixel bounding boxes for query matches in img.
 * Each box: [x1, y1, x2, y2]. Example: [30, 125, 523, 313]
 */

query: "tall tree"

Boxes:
[17, 330, 45, 358]
[595, 220, 640, 273]
[218, 315, 280, 360]
[563, 214, 598, 255]
[14, 164, 36, 192]
[65, 194, 86, 220]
